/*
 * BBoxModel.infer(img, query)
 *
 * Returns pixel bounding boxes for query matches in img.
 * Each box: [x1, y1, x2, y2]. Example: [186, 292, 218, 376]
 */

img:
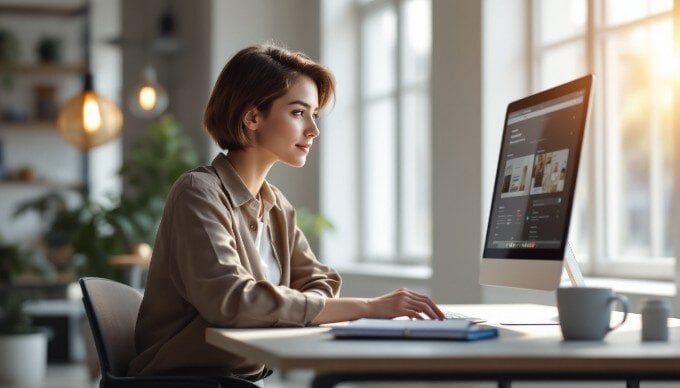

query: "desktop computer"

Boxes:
[479, 75, 594, 291]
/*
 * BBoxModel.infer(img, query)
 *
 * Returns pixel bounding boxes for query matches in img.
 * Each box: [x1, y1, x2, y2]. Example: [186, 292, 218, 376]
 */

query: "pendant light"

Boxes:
[57, 73, 123, 150]
[56, 0, 122, 151]
[128, 65, 168, 118]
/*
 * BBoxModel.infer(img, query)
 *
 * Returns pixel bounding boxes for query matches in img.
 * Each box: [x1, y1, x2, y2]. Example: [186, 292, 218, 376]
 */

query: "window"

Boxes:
[321, 0, 432, 266]
[533, 0, 675, 279]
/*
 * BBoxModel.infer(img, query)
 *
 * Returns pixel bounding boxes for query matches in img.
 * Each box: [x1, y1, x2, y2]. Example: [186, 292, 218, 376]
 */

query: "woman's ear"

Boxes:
[243, 107, 260, 131]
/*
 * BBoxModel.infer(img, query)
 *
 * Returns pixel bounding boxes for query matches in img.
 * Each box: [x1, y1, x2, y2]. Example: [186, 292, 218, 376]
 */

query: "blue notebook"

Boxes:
[331, 318, 498, 341]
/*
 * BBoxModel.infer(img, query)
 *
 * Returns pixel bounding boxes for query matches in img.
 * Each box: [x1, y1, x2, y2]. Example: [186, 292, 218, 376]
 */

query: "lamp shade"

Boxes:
[57, 86, 123, 150]
[128, 66, 168, 118]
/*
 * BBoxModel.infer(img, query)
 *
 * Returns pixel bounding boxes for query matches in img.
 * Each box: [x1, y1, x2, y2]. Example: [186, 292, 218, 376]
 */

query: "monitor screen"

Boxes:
[482, 75, 593, 262]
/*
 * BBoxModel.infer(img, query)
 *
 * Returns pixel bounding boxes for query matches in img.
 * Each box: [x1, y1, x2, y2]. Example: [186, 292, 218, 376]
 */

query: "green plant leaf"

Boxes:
[0, 291, 35, 334]
[11, 115, 198, 281]
[296, 207, 334, 239]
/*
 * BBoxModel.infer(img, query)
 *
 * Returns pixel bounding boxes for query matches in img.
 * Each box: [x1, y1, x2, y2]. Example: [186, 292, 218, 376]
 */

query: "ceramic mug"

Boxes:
[557, 287, 629, 341]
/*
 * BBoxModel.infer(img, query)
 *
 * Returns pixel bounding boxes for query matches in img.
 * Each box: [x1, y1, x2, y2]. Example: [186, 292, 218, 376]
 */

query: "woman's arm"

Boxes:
[170, 175, 326, 327]
[311, 288, 445, 325]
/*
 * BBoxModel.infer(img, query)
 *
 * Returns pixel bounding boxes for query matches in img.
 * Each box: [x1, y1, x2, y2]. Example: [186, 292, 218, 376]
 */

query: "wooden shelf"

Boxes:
[0, 180, 83, 190]
[0, 63, 86, 75]
[0, 4, 85, 17]
[0, 121, 57, 130]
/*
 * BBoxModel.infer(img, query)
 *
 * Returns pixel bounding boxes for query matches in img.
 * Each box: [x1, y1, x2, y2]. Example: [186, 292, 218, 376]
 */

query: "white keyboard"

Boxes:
[444, 311, 487, 324]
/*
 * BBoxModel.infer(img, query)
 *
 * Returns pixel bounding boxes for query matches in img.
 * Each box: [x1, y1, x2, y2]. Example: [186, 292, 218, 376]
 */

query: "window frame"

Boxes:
[356, 0, 432, 265]
[531, 0, 675, 280]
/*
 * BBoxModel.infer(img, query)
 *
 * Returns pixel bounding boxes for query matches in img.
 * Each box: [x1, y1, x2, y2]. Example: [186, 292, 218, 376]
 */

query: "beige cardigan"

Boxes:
[128, 153, 341, 378]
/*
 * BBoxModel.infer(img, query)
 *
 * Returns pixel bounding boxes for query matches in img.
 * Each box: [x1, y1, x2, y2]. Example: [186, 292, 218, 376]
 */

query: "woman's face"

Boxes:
[249, 75, 320, 167]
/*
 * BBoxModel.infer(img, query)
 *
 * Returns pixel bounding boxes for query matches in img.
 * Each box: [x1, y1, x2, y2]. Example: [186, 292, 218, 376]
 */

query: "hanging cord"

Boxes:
[80, 0, 92, 196]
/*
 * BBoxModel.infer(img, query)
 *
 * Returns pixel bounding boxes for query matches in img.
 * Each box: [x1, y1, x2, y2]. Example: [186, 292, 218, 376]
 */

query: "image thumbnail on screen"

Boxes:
[501, 154, 535, 199]
[530, 149, 569, 195]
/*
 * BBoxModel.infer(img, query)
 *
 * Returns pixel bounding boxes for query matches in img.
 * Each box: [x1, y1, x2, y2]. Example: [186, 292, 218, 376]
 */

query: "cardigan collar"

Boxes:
[211, 153, 279, 211]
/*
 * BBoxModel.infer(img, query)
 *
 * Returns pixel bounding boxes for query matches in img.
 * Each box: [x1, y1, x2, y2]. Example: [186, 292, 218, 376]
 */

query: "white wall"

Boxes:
[430, 0, 484, 304]
[319, 0, 359, 269]
[173, 0, 213, 159]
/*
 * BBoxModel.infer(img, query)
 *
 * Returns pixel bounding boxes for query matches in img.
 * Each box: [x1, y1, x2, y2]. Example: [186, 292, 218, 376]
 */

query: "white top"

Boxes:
[254, 220, 281, 285]
[254, 220, 280, 388]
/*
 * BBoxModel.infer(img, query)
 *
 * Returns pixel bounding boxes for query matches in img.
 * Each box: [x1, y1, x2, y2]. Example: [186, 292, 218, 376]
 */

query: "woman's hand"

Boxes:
[310, 288, 445, 325]
[367, 288, 445, 320]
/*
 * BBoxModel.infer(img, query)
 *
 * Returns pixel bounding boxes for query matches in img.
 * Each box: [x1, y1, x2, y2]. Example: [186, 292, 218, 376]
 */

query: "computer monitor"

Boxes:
[479, 75, 593, 291]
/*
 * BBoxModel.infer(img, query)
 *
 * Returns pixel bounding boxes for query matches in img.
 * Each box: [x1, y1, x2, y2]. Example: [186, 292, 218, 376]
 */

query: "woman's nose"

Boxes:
[306, 119, 320, 138]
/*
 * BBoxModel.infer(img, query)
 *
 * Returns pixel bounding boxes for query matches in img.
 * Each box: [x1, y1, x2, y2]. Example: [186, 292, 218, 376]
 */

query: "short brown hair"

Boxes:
[204, 44, 335, 150]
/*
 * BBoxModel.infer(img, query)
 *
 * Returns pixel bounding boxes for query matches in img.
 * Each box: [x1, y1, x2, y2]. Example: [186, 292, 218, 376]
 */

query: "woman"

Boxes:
[129, 44, 444, 383]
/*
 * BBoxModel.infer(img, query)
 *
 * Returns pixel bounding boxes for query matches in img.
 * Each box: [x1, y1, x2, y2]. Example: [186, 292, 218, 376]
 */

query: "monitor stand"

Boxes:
[564, 242, 586, 287]
[499, 242, 585, 325]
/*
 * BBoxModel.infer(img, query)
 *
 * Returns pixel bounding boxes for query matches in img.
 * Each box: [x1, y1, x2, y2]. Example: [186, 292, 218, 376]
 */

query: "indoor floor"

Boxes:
[3, 365, 680, 388]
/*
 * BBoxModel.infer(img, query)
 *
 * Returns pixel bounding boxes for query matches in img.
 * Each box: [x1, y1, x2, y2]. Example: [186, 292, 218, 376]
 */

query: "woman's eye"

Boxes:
[292, 110, 304, 116]
[313, 113, 320, 120]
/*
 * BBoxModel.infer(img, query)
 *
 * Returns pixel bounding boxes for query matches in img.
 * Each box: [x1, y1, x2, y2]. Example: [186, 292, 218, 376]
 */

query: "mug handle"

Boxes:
[607, 294, 629, 332]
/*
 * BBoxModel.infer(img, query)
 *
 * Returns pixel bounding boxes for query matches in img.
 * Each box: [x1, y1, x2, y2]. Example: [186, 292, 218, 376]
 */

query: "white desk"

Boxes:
[206, 304, 680, 388]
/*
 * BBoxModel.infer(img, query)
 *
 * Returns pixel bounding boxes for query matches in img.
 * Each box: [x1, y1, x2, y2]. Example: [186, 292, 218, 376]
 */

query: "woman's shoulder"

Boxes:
[170, 166, 223, 198]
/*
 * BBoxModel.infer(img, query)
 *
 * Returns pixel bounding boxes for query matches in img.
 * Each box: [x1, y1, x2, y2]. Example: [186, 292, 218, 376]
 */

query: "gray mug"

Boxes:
[557, 287, 629, 341]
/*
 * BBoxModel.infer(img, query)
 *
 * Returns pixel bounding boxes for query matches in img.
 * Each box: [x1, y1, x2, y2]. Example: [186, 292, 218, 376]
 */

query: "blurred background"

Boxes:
[0, 0, 679, 387]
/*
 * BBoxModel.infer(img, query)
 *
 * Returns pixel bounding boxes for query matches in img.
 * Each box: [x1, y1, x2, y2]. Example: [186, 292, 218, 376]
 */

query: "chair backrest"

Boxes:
[80, 277, 143, 377]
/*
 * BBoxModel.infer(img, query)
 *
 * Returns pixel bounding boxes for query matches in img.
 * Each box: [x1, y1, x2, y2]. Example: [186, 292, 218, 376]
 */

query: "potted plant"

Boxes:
[0, 242, 48, 386]
[13, 115, 198, 278]
[12, 115, 199, 380]
[13, 192, 127, 282]
[36, 36, 62, 63]
[106, 114, 199, 246]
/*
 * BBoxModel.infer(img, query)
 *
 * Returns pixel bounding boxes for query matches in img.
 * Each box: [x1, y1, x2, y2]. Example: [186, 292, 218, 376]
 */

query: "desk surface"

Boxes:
[206, 304, 680, 377]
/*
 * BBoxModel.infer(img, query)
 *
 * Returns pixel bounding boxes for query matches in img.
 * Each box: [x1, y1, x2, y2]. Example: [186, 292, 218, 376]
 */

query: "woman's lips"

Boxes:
[296, 144, 311, 153]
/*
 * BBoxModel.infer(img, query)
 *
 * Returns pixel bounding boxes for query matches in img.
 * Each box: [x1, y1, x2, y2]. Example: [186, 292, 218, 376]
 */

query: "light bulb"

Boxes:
[129, 66, 169, 118]
[82, 91, 102, 133]
[138, 86, 157, 111]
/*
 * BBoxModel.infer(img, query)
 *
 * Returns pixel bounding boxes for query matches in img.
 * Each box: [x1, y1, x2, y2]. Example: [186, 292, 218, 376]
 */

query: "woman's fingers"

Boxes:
[408, 299, 443, 320]
[394, 296, 441, 320]
[418, 301, 443, 320]
[406, 310, 424, 320]
[370, 288, 444, 320]
[410, 294, 445, 320]
[399, 290, 445, 320]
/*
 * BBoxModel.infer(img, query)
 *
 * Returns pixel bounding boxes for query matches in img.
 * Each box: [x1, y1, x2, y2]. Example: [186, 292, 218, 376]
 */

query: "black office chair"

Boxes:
[80, 277, 259, 388]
